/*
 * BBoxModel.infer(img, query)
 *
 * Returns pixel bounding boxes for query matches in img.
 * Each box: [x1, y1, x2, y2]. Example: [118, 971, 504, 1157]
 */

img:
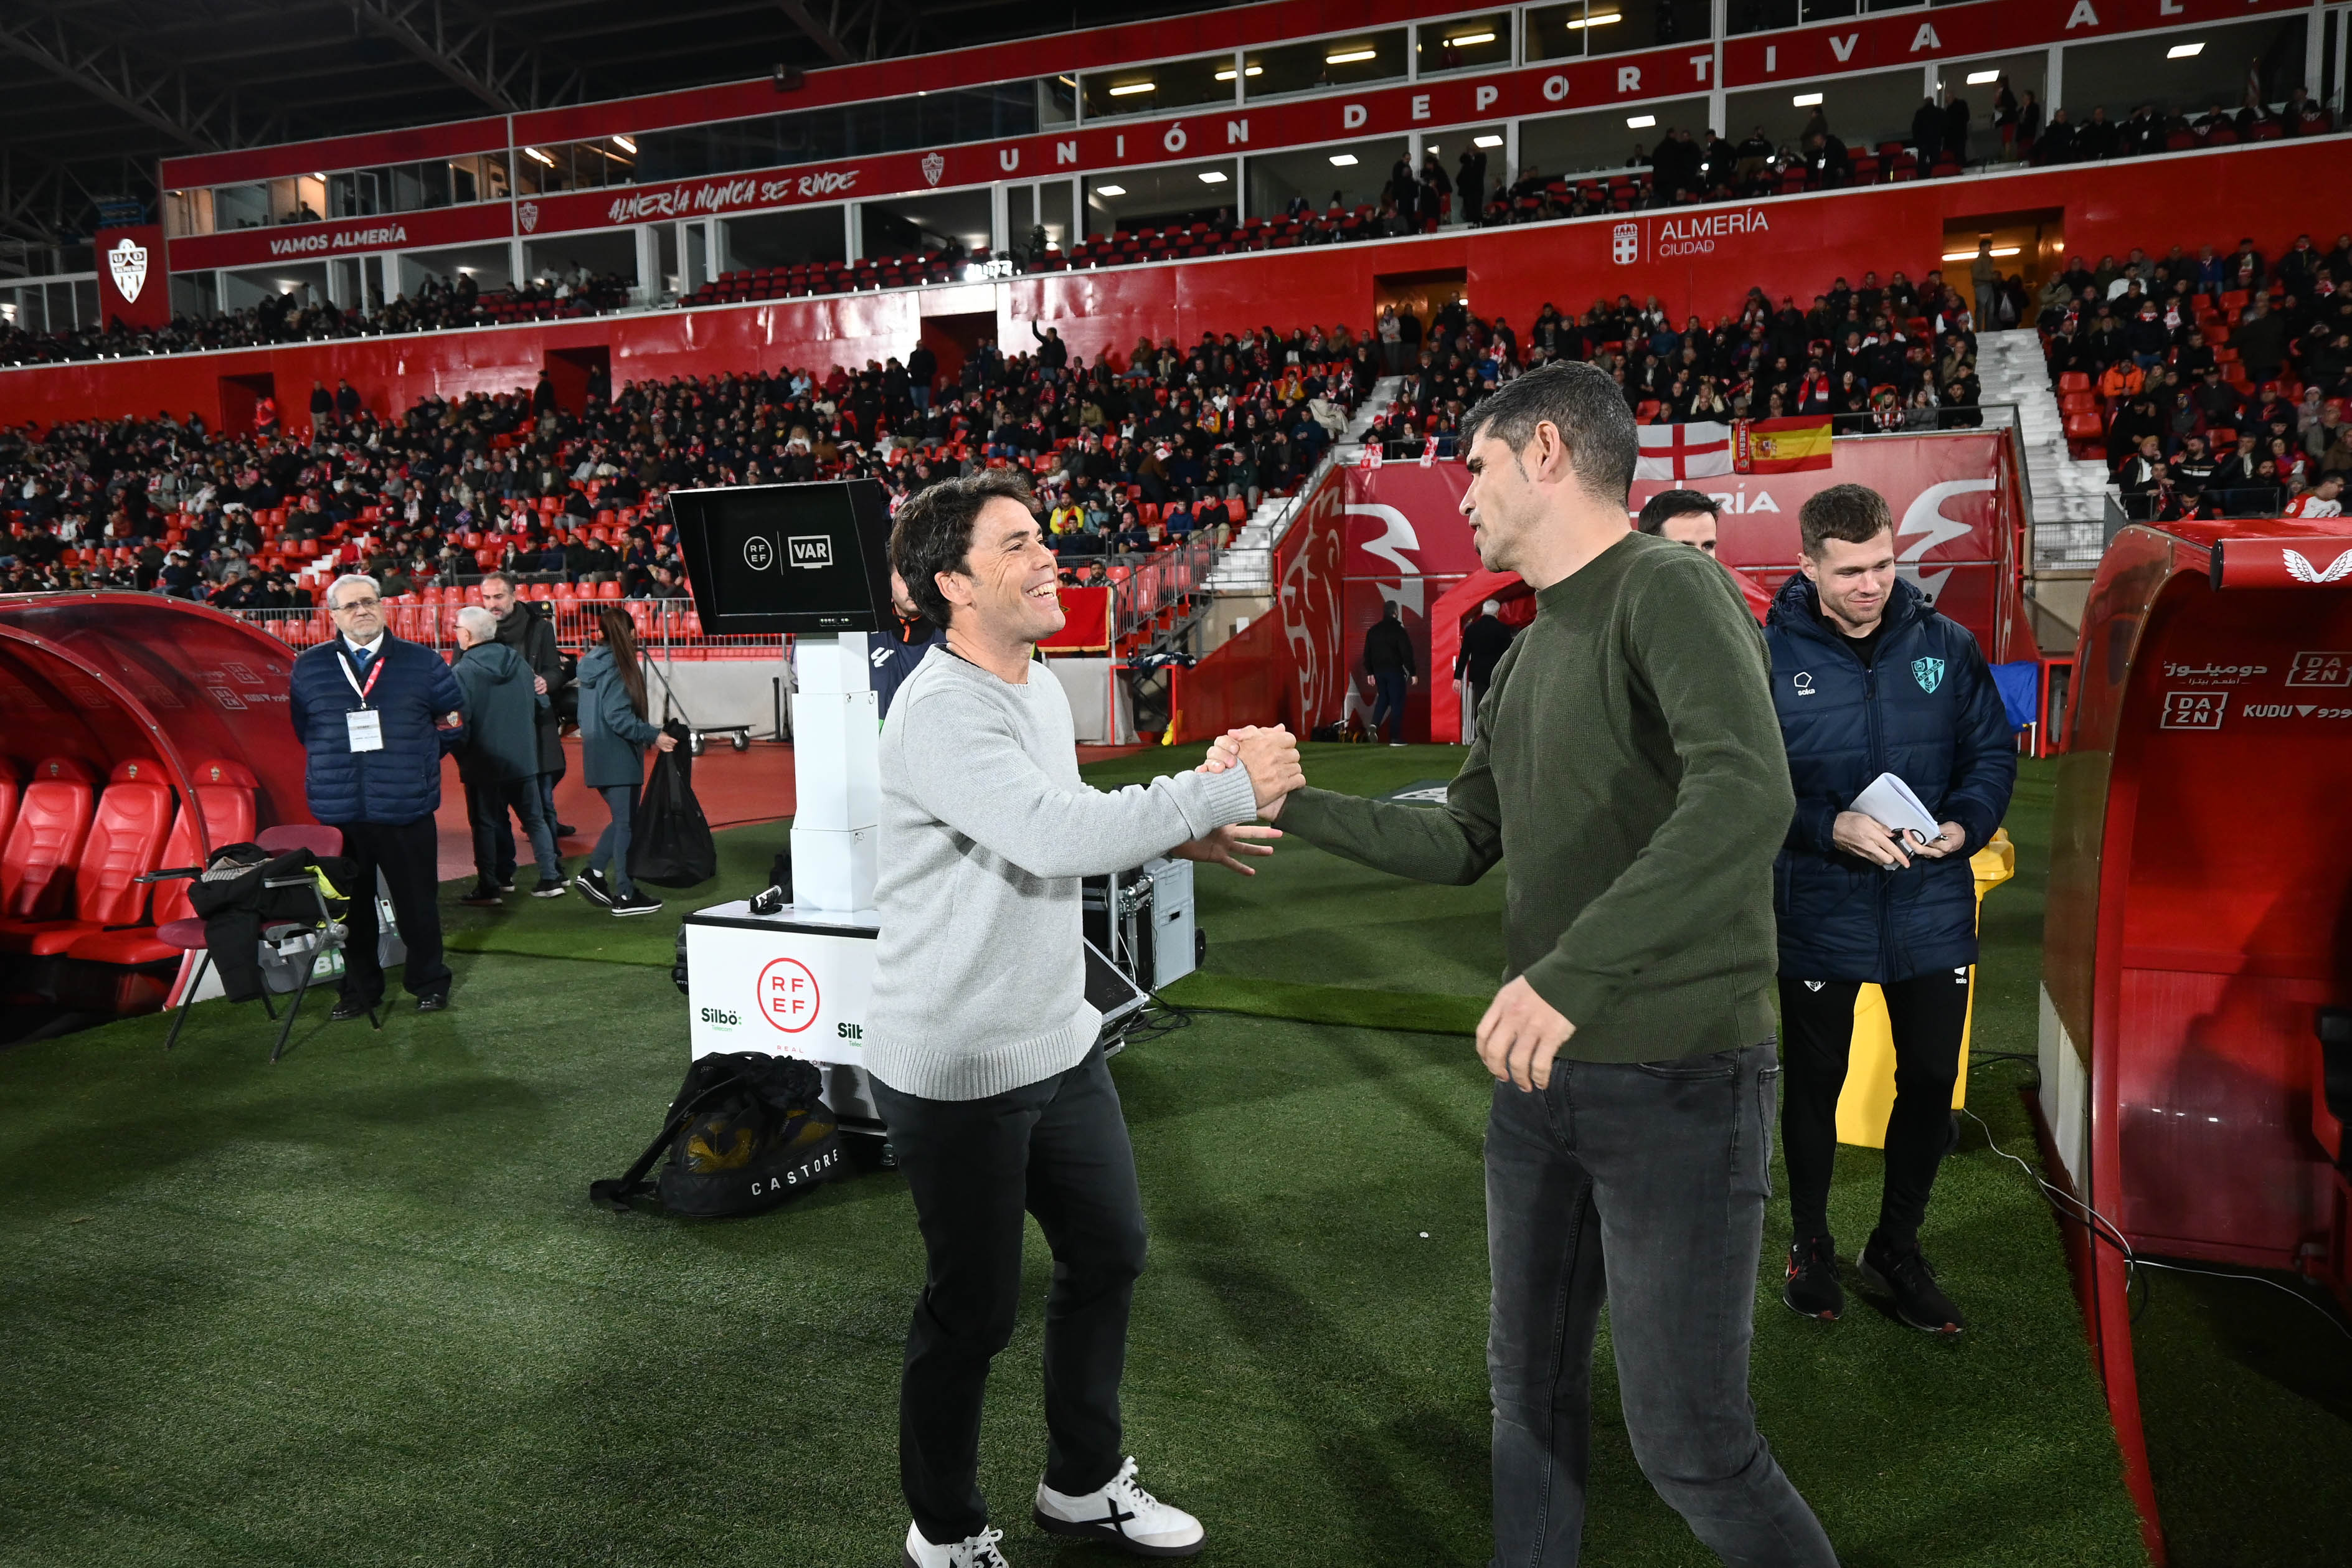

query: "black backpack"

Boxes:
[590, 1052, 844, 1217]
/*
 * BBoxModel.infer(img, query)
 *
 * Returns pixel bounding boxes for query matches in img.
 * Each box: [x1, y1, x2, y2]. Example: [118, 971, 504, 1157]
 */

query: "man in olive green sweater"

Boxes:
[1216, 362, 1835, 1567]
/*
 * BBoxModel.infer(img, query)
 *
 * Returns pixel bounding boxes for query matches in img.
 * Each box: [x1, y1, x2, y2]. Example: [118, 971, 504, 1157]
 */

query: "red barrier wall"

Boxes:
[1166, 608, 1292, 744]
[7, 138, 2341, 433]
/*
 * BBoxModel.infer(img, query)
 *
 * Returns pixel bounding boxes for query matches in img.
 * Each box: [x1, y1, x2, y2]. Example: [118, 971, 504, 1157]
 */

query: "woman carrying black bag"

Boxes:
[573, 605, 675, 917]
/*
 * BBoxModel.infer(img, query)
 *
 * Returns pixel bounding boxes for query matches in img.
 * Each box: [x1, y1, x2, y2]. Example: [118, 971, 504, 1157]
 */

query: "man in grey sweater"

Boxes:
[871, 470, 1302, 1568]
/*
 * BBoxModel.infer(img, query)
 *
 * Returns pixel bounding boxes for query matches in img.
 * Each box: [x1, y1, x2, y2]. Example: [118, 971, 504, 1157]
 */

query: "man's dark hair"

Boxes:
[1458, 361, 1638, 504]
[889, 468, 1037, 627]
[1798, 483, 1896, 556]
[1637, 489, 1720, 534]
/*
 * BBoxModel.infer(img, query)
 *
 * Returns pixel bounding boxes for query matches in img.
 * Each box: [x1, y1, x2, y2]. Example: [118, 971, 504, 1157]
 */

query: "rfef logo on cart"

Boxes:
[788, 536, 833, 569]
[758, 956, 821, 1032]
[2158, 691, 2226, 730]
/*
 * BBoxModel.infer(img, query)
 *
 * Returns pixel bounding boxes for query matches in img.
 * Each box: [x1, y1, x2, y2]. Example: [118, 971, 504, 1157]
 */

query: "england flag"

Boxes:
[1635, 421, 1733, 480]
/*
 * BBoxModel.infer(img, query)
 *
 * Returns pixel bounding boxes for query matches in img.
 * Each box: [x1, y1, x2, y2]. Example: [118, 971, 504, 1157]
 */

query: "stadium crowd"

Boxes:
[0, 269, 633, 369]
[12, 220, 2352, 602]
[2033, 232, 2352, 514]
[0, 321, 1369, 598]
[1364, 269, 1988, 456]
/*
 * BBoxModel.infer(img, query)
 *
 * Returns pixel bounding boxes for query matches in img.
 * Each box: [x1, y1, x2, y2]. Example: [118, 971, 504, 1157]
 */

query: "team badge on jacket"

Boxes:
[1910, 657, 1945, 694]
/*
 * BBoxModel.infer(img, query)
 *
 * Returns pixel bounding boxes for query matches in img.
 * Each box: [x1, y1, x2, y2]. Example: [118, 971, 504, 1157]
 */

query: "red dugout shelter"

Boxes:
[0, 595, 309, 1013]
[2041, 517, 2352, 1554]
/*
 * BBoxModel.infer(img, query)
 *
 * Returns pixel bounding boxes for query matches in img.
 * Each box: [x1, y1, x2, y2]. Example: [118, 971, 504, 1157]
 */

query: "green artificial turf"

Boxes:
[0, 745, 2165, 1567]
[438, 819, 791, 968]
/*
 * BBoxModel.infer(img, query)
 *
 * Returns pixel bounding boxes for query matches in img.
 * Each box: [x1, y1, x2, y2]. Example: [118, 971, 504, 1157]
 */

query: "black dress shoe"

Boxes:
[555, 821, 579, 837]
[329, 998, 377, 1022]
[415, 993, 449, 1013]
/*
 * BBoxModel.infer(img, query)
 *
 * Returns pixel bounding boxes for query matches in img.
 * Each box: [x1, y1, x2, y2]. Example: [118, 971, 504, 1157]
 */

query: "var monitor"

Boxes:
[669, 479, 892, 635]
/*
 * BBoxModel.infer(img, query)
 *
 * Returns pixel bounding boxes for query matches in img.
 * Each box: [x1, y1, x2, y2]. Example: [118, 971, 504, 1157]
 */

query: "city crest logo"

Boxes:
[107, 237, 148, 302]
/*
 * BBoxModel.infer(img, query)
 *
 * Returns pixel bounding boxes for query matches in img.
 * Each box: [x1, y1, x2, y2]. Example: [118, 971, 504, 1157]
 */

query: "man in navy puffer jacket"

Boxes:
[288, 572, 469, 1015]
[1765, 484, 2015, 1336]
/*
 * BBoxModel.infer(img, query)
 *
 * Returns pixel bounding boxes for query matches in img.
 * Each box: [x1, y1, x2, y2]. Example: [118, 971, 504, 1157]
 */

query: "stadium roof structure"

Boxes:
[0, 0, 1206, 249]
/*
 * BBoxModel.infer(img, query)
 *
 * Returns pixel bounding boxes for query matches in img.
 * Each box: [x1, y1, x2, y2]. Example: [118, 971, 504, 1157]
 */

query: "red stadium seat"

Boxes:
[1, 757, 98, 922]
[67, 760, 259, 966]
[0, 758, 172, 955]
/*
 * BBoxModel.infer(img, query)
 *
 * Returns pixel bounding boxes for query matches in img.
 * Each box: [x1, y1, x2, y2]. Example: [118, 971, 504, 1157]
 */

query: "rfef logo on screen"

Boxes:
[788, 536, 833, 569]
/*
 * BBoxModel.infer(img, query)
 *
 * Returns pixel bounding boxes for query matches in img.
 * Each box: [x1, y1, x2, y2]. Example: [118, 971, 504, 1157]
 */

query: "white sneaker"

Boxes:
[1032, 1456, 1206, 1557]
[902, 1521, 1008, 1568]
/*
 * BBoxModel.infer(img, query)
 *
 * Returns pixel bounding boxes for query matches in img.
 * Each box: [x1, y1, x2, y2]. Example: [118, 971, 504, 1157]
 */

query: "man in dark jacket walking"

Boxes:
[1765, 484, 2015, 1335]
[1363, 601, 1417, 745]
[451, 606, 565, 904]
[288, 572, 469, 1015]
[481, 572, 572, 859]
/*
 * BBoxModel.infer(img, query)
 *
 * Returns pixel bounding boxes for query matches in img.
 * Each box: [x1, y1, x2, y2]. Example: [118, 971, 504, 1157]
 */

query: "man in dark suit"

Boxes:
[1453, 598, 1518, 735]
[288, 572, 469, 1015]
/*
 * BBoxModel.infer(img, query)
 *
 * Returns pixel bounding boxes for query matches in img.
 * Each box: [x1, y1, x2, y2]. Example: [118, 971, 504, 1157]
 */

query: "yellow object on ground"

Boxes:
[1832, 829, 2015, 1149]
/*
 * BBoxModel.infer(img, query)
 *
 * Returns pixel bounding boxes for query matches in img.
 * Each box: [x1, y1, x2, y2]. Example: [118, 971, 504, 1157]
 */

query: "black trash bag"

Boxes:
[628, 721, 717, 888]
[590, 1052, 843, 1218]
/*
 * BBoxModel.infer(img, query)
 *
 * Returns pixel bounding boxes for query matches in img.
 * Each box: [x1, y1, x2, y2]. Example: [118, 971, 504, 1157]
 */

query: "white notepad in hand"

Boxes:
[1850, 772, 1942, 846]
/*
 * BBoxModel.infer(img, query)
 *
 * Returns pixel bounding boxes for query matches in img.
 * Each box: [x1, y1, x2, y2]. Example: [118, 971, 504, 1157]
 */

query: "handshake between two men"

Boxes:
[1168, 725, 1577, 1097]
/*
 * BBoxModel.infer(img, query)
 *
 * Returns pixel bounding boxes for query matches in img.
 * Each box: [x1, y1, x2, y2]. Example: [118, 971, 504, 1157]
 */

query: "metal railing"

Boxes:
[225, 600, 785, 659]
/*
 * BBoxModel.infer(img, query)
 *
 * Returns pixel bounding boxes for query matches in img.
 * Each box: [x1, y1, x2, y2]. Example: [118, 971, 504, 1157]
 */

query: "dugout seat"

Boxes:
[0, 757, 98, 923]
[66, 759, 260, 966]
[0, 758, 176, 956]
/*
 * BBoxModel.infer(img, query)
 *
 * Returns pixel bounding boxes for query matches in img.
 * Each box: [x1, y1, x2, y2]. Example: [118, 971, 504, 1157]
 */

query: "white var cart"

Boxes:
[667, 481, 896, 1132]
[681, 630, 887, 1128]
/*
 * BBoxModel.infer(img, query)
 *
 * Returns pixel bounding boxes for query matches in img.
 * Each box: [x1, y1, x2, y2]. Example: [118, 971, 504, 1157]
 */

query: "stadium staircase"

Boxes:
[1206, 376, 1404, 598]
[1977, 328, 2113, 572]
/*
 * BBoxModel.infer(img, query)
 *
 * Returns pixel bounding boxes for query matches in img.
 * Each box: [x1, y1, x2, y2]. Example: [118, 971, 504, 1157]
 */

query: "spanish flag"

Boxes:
[1734, 416, 1834, 475]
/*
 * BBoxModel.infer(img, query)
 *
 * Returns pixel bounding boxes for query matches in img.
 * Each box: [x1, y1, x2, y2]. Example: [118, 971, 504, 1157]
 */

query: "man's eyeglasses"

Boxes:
[331, 597, 381, 612]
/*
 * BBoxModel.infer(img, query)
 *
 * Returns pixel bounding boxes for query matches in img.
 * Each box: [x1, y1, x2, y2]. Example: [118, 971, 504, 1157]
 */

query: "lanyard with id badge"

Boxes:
[341, 646, 386, 752]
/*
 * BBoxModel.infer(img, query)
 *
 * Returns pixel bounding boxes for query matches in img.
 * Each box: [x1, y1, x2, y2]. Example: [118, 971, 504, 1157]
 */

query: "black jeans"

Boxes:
[334, 816, 448, 1004]
[1777, 971, 1972, 1252]
[1485, 1042, 1835, 1568]
[1371, 668, 1409, 740]
[871, 1044, 1146, 1546]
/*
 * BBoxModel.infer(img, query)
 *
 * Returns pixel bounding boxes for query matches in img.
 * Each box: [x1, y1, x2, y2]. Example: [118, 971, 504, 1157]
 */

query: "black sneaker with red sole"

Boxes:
[1859, 1235, 1967, 1336]
[1783, 1233, 1844, 1321]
